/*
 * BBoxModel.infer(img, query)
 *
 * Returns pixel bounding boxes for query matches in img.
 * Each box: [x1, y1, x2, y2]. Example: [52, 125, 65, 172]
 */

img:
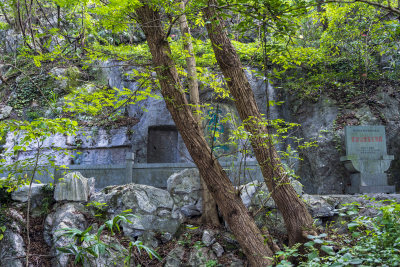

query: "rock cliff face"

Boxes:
[90, 64, 400, 194]
[281, 85, 400, 194]
[291, 96, 345, 194]
[1, 39, 399, 193]
[2, 127, 132, 166]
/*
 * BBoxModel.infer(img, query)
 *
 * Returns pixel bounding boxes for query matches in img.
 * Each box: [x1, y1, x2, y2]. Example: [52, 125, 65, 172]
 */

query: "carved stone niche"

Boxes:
[147, 125, 178, 163]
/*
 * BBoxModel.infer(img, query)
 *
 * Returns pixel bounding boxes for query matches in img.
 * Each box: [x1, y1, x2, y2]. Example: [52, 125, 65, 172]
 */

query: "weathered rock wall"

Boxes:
[2, 54, 400, 194]
[3, 127, 131, 166]
[277, 85, 400, 194]
[100, 61, 191, 164]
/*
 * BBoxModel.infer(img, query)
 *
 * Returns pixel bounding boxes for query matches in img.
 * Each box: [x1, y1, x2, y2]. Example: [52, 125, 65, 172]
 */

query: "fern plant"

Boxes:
[57, 211, 161, 266]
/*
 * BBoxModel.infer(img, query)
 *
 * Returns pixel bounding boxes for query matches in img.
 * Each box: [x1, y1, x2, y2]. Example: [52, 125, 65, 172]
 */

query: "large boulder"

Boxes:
[92, 183, 181, 238]
[239, 180, 261, 208]
[11, 183, 47, 209]
[0, 230, 25, 267]
[44, 203, 87, 267]
[247, 179, 304, 236]
[242, 179, 303, 209]
[0, 209, 26, 267]
[1, 29, 23, 53]
[302, 194, 339, 218]
[167, 169, 202, 218]
[54, 172, 94, 202]
[49, 66, 80, 94]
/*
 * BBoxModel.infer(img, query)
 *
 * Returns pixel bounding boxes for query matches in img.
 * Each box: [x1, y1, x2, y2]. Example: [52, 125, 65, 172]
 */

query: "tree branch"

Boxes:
[325, 0, 400, 15]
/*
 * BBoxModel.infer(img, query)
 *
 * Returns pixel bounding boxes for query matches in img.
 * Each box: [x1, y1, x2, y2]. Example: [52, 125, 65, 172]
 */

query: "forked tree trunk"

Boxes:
[136, 3, 273, 266]
[204, 0, 316, 246]
[178, 1, 220, 227]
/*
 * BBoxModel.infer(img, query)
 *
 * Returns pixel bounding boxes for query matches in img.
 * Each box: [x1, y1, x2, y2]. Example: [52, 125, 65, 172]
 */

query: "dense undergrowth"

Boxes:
[276, 200, 400, 266]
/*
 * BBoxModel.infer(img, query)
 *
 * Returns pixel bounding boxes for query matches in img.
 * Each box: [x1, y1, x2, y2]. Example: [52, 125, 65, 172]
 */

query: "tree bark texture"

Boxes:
[136, 3, 273, 266]
[204, 0, 315, 246]
[178, 1, 201, 122]
[178, 1, 220, 227]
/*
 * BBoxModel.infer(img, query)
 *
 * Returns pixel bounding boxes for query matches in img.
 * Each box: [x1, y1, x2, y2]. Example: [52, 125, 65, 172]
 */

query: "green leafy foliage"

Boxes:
[270, 1, 400, 99]
[38, 183, 55, 215]
[0, 225, 5, 241]
[0, 118, 78, 191]
[64, 79, 159, 119]
[125, 240, 161, 265]
[57, 211, 161, 265]
[205, 259, 219, 267]
[86, 201, 108, 219]
[276, 200, 400, 266]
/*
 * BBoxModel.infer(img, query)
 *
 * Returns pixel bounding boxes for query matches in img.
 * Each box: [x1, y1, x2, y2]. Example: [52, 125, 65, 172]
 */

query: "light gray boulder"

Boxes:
[0, 105, 12, 120]
[302, 194, 339, 218]
[302, 193, 400, 219]
[0, 209, 25, 267]
[44, 203, 87, 267]
[11, 183, 47, 209]
[239, 180, 262, 208]
[0, 230, 25, 267]
[49, 66, 80, 94]
[167, 168, 201, 195]
[2, 29, 23, 53]
[244, 179, 303, 209]
[54, 172, 94, 202]
[212, 242, 224, 257]
[164, 246, 185, 267]
[202, 229, 216, 247]
[167, 169, 202, 218]
[92, 183, 181, 238]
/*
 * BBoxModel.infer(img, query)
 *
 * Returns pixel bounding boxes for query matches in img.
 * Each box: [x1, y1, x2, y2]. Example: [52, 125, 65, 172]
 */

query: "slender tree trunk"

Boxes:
[0, 3, 13, 27]
[178, 1, 200, 123]
[15, 0, 32, 50]
[24, 0, 37, 50]
[178, 1, 220, 227]
[25, 144, 40, 267]
[204, 0, 316, 246]
[316, 0, 328, 31]
[136, 3, 273, 266]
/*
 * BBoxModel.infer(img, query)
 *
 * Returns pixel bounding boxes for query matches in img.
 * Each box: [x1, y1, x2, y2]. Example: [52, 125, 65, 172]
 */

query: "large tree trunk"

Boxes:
[204, 0, 316, 246]
[178, 1, 220, 227]
[136, 3, 273, 266]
